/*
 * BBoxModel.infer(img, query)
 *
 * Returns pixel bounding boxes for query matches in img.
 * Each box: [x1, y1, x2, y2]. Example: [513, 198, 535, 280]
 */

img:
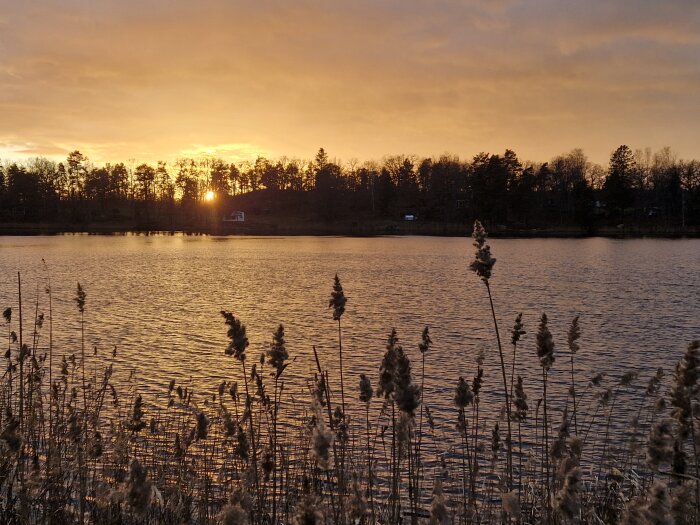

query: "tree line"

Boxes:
[1, 145, 699, 230]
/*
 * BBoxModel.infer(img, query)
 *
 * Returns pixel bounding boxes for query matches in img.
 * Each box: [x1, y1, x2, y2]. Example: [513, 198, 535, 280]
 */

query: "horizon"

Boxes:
[2, 1, 699, 165]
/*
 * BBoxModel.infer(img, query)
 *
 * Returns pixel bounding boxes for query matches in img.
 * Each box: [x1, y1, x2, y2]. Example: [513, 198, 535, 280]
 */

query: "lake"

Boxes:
[0, 234, 698, 443]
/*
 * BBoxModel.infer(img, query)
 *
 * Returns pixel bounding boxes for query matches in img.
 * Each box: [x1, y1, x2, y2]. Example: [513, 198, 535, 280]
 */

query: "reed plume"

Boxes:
[469, 220, 514, 491]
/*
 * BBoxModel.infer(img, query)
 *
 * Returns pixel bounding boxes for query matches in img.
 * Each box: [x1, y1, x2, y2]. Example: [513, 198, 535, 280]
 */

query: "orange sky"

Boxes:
[1, 0, 699, 165]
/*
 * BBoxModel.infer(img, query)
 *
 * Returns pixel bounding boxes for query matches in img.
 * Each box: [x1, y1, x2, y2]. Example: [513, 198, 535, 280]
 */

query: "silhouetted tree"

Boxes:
[604, 145, 635, 223]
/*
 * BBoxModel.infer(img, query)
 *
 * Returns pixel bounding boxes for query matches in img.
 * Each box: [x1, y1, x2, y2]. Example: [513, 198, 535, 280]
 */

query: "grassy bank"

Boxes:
[0, 222, 698, 524]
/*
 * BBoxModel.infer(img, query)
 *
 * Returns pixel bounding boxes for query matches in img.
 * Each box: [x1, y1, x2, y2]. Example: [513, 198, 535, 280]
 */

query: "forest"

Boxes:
[1, 145, 699, 232]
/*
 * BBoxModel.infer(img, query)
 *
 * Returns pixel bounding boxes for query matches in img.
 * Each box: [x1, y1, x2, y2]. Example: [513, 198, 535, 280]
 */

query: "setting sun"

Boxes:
[204, 190, 215, 202]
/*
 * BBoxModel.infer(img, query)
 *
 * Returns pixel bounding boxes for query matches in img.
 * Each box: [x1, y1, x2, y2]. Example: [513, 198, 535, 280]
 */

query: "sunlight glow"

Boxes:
[204, 191, 215, 202]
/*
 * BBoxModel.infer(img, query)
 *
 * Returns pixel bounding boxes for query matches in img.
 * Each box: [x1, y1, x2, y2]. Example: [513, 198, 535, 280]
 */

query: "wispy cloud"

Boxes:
[0, 0, 699, 164]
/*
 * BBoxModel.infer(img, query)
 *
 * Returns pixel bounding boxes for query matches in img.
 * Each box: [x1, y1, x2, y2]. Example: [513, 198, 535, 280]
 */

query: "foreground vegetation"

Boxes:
[1, 222, 698, 524]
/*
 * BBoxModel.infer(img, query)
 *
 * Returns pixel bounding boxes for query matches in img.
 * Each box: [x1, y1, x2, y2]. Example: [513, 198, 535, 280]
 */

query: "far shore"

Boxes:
[1, 220, 698, 238]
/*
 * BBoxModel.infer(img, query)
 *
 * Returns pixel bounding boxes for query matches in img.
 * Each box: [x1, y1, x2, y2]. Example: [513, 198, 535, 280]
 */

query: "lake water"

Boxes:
[0, 234, 698, 447]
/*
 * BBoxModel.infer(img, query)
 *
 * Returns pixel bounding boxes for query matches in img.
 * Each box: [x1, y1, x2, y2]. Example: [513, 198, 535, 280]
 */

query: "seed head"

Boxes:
[221, 311, 249, 362]
[647, 419, 674, 469]
[469, 220, 496, 283]
[419, 326, 432, 354]
[472, 367, 484, 401]
[195, 410, 209, 440]
[567, 316, 580, 355]
[328, 274, 347, 321]
[514, 376, 528, 421]
[511, 313, 525, 346]
[554, 465, 581, 522]
[126, 459, 152, 515]
[75, 283, 86, 314]
[393, 346, 421, 416]
[267, 324, 289, 378]
[536, 313, 555, 370]
[429, 479, 450, 525]
[454, 376, 473, 408]
[377, 329, 399, 399]
[359, 374, 373, 403]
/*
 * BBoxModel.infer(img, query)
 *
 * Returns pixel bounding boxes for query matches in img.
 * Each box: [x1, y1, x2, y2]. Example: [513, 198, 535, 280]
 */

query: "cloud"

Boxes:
[0, 0, 699, 164]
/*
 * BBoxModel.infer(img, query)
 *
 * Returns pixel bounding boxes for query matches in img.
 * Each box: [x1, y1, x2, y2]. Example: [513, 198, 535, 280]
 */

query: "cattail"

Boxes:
[429, 478, 450, 525]
[647, 419, 674, 468]
[266, 324, 289, 378]
[419, 326, 432, 354]
[359, 374, 373, 403]
[469, 220, 496, 282]
[514, 376, 528, 421]
[454, 376, 473, 408]
[75, 283, 86, 313]
[328, 274, 347, 320]
[536, 313, 555, 370]
[221, 311, 249, 361]
[127, 459, 152, 515]
[511, 313, 525, 345]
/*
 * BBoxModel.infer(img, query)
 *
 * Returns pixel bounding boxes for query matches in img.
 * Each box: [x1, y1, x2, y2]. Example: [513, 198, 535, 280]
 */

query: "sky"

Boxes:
[1, 0, 699, 166]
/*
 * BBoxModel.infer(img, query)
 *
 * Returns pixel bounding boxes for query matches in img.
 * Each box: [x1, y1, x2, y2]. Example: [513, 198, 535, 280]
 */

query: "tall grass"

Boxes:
[0, 222, 698, 524]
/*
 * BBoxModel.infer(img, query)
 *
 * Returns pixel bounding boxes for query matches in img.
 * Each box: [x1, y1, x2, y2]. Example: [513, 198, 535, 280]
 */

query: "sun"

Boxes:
[204, 191, 215, 202]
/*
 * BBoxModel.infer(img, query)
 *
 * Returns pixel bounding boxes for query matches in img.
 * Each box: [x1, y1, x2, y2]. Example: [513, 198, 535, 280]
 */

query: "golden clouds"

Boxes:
[0, 0, 699, 164]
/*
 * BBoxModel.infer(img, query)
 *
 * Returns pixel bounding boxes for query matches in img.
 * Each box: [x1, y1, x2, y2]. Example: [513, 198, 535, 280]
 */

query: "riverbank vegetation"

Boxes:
[1, 222, 698, 524]
[1, 146, 700, 234]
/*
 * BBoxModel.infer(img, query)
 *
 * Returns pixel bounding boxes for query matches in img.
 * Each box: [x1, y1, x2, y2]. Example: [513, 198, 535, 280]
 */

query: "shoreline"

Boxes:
[1, 220, 699, 238]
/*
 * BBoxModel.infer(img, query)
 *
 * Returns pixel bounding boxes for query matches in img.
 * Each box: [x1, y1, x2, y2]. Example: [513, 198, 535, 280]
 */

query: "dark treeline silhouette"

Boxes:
[1, 145, 699, 232]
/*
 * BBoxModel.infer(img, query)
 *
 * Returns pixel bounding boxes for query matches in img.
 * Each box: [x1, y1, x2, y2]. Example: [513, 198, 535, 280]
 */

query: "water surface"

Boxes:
[0, 234, 698, 441]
